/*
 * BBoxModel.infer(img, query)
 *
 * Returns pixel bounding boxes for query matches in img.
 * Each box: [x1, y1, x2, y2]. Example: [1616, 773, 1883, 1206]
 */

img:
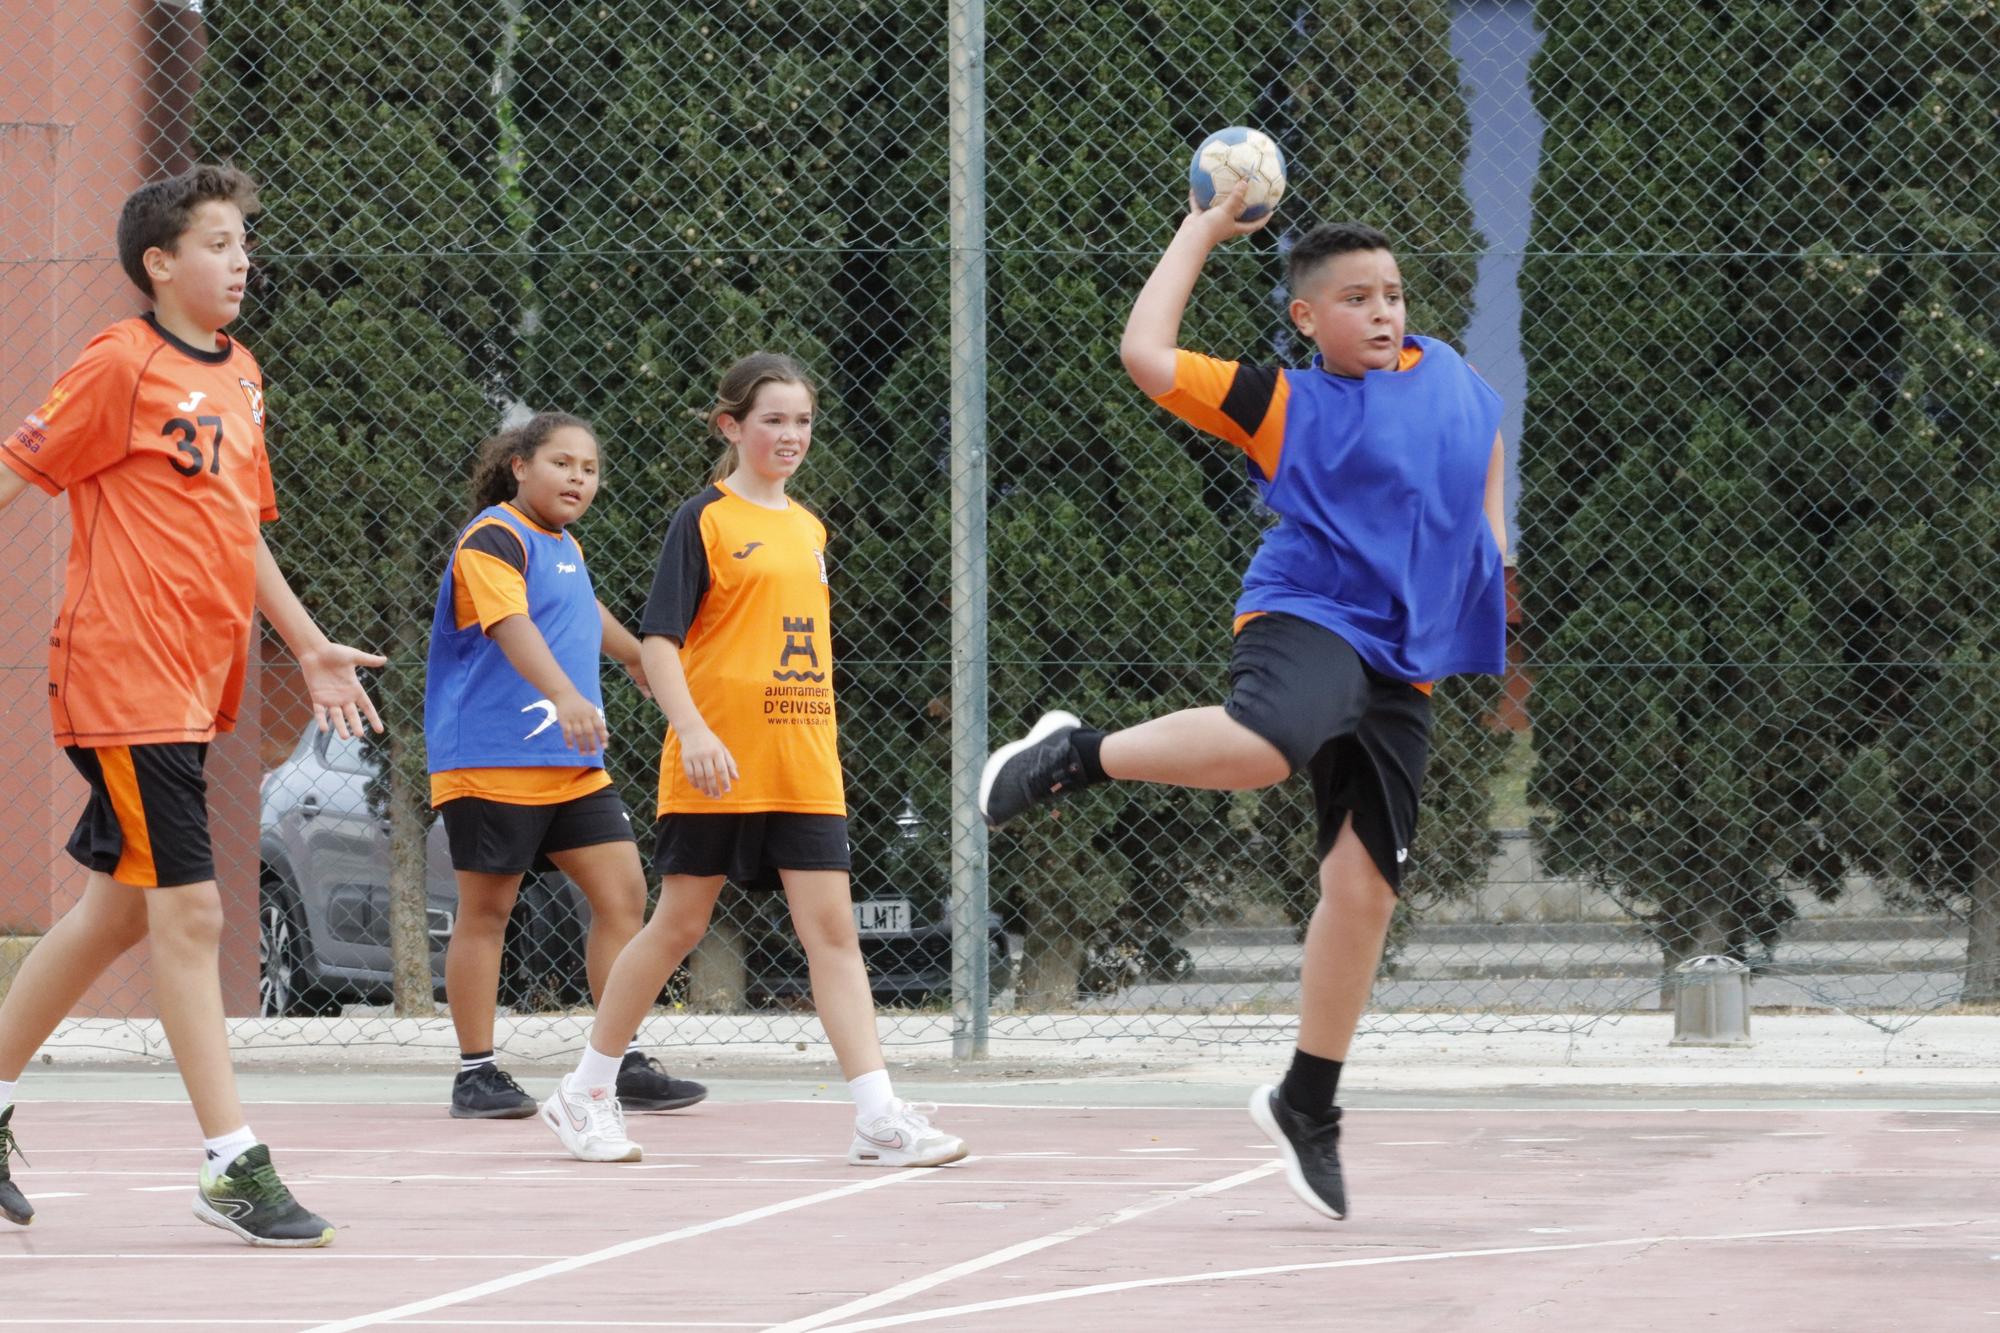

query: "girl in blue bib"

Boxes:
[424, 413, 704, 1121]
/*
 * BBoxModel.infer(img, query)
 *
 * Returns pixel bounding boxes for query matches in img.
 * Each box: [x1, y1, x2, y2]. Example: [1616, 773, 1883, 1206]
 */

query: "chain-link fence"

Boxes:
[2, 0, 1993, 1063]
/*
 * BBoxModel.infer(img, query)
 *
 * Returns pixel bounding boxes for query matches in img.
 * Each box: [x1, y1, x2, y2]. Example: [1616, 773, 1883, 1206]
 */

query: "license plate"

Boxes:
[853, 899, 911, 937]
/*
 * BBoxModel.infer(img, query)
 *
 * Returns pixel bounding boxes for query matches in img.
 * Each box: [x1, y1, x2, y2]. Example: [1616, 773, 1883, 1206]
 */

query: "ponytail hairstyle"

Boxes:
[468, 411, 594, 516]
[708, 352, 817, 484]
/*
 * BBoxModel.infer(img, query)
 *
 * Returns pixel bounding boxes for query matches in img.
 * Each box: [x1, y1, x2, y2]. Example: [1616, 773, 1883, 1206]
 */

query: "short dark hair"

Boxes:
[116, 165, 260, 298]
[1286, 222, 1394, 296]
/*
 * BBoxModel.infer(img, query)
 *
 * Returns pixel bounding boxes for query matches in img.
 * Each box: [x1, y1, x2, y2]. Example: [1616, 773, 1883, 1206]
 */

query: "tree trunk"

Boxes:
[685, 912, 748, 1011]
[386, 730, 436, 1017]
[1017, 918, 1088, 1010]
[1965, 835, 2000, 1005]
[1657, 892, 1739, 1011]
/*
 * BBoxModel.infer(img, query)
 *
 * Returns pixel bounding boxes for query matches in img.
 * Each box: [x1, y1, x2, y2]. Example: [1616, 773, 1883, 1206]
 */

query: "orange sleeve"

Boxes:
[3, 329, 143, 495]
[253, 432, 278, 522]
[1149, 349, 1289, 481]
[452, 538, 530, 632]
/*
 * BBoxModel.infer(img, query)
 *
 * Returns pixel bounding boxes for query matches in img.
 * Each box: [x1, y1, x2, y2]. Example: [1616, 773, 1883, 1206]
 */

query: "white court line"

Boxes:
[292, 1172, 1193, 1190]
[1378, 1140, 1449, 1146]
[294, 1164, 946, 1333]
[1501, 1138, 1577, 1143]
[799, 1217, 1996, 1331]
[0, 1312, 760, 1320]
[22, 1191, 85, 1200]
[6, 1322, 763, 1329]
[763, 1161, 1281, 1333]
[0, 1253, 577, 1261]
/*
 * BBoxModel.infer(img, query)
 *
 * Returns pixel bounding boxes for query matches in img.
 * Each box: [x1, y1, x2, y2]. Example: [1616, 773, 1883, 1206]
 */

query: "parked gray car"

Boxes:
[257, 725, 586, 1017]
[257, 724, 1010, 1017]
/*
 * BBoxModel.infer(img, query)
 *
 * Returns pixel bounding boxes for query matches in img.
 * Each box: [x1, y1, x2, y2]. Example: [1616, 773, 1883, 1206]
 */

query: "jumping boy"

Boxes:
[980, 183, 1509, 1221]
[0, 165, 385, 1246]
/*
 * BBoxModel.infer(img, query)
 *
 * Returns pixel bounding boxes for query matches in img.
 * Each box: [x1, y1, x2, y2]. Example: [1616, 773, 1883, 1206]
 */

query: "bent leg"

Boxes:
[1100, 707, 1291, 789]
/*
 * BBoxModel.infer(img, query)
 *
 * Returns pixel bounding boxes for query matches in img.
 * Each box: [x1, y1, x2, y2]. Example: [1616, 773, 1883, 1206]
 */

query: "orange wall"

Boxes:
[0, 0, 263, 1015]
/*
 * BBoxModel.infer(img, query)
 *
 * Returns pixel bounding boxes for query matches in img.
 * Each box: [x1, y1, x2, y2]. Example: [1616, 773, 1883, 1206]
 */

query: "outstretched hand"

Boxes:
[302, 642, 387, 738]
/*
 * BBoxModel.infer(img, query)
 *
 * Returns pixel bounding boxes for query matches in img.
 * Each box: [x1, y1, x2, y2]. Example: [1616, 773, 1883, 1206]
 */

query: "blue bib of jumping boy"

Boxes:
[1236, 336, 1507, 681]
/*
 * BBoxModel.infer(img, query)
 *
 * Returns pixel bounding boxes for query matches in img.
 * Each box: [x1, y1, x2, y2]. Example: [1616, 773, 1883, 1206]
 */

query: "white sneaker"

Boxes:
[540, 1078, 641, 1163]
[848, 1100, 967, 1167]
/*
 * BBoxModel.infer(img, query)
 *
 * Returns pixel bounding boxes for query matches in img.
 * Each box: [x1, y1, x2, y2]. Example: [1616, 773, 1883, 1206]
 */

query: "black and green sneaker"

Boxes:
[193, 1144, 334, 1247]
[0, 1104, 32, 1226]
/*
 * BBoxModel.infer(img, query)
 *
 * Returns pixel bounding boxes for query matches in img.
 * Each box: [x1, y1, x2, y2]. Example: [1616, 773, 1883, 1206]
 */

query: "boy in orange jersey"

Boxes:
[0, 166, 384, 1247]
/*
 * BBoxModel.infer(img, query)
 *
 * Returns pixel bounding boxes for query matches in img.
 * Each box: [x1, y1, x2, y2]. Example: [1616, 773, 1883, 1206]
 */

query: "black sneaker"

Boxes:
[193, 1144, 334, 1247]
[451, 1063, 539, 1119]
[617, 1051, 709, 1112]
[1249, 1084, 1346, 1220]
[0, 1105, 32, 1226]
[979, 710, 1088, 828]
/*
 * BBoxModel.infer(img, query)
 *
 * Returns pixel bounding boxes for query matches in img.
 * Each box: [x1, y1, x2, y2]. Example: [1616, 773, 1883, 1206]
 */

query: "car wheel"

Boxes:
[259, 881, 340, 1018]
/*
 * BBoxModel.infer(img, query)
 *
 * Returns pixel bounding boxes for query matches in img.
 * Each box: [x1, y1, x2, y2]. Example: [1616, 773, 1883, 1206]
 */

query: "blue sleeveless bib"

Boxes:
[425, 505, 606, 772]
[1237, 336, 1507, 680]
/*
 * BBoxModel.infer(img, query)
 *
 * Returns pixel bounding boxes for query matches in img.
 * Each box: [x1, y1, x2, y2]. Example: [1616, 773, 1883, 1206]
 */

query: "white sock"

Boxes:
[0, 1078, 18, 1110]
[849, 1069, 895, 1125]
[202, 1125, 258, 1177]
[570, 1042, 624, 1091]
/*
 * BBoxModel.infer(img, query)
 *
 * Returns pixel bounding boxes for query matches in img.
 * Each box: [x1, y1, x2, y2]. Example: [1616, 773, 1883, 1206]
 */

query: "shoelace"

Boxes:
[232, 1157, 298, 1207]
[581, 1089, 629, 1140]
[884, 1100, 942, 1136]
[490, 1067, 532, 1097]
[0, 1123, 27, 1169]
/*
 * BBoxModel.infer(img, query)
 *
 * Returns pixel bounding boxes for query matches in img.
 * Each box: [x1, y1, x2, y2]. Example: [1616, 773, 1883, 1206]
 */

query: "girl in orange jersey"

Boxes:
[540, 354, 965, 1167]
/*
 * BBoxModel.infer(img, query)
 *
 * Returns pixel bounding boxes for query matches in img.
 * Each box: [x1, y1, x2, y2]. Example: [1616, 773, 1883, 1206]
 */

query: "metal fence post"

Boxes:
[947, 0, 990, 1058]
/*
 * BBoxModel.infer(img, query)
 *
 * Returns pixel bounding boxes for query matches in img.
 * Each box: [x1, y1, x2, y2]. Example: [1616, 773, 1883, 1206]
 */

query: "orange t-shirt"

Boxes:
[3, 316, 279, 746]
[641, 483, 843, 815]
[428, 505, 610, 807]
[1155, 344, 1436, 695]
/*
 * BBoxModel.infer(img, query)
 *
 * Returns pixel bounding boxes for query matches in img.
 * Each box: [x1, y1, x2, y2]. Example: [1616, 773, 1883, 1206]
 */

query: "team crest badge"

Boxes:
[238, 377, 265, 426]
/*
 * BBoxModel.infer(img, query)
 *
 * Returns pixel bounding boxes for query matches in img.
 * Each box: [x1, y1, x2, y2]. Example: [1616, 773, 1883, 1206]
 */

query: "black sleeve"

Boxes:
[458, 520, 529, 573]
[1219, 363, 1281, 441]
[640, 491, 714, 643]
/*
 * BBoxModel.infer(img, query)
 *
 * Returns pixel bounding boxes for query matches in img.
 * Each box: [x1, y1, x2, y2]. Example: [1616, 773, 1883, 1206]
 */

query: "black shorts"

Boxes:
[1222, 614, 1432, 892]
[64, 743, 214, 888]
[439, 787, 636, 876]
[653, 812, 851, 887]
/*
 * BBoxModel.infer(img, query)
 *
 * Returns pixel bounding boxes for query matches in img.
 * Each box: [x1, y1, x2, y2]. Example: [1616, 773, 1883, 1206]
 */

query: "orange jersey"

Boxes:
[641, 483, 843, 815]
[429, 506, 609, 808]
[1156, 344, 1435, 693]
[4, 316, 279, 746]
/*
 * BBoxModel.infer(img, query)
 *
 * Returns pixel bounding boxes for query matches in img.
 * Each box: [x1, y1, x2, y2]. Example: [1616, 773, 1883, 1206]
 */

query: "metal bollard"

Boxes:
[1669, 954, 1753, 1047]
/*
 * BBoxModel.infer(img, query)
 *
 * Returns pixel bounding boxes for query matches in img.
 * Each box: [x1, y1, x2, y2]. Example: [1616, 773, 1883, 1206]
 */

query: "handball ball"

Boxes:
[1189, 127, 1286, 222]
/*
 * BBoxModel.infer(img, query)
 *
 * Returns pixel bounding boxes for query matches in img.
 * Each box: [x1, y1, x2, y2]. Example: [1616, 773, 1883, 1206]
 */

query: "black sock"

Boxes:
[1070, 728, 1109, 785]
[458, 1050, 496, 1075]
[1279, 1050, 1342, 1117]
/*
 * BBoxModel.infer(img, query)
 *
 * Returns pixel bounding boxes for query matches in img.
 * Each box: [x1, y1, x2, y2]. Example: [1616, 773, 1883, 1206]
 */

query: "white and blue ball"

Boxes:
[1188, 126, 1286, 222]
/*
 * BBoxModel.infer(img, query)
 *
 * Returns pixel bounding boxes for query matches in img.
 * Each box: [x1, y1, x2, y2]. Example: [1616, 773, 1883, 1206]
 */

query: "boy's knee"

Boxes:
[147, 885, 226, 950]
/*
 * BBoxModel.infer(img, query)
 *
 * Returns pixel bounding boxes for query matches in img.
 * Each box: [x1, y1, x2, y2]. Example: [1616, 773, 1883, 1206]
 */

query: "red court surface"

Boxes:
[2, 1096, 1996, 1331]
